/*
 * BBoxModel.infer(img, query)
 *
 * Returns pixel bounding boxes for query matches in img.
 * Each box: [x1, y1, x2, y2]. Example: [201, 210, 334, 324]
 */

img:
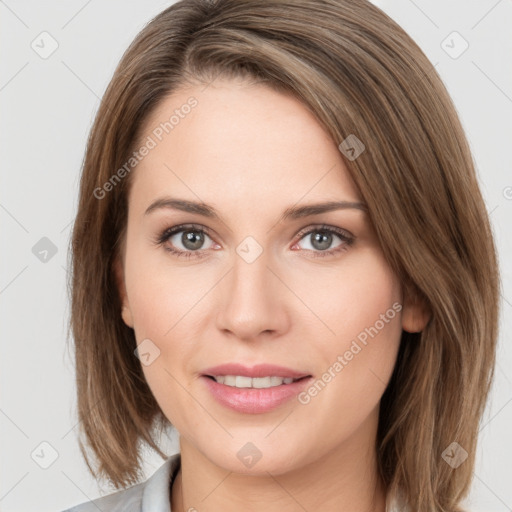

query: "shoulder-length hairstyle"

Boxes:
[67, 0, 500, 510]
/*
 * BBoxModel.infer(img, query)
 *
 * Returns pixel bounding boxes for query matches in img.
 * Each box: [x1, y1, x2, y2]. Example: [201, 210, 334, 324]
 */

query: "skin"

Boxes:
[115, 77, 430, 512]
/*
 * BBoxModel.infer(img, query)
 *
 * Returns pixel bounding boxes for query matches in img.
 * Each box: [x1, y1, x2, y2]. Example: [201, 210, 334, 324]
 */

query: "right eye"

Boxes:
[154, 223, 219, 259]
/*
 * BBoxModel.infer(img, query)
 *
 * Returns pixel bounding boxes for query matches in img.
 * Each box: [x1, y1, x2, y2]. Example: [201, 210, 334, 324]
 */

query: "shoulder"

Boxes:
[60, 452, 181, 512]
[61, 481, 144, 512]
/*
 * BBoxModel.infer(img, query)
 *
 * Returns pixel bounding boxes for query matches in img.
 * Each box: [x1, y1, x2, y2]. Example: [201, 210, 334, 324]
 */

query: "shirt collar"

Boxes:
[141, 452, 181, 512]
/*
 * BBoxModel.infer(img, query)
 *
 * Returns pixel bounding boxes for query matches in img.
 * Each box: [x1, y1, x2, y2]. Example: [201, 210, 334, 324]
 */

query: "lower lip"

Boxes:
[201, 375, 312, 414]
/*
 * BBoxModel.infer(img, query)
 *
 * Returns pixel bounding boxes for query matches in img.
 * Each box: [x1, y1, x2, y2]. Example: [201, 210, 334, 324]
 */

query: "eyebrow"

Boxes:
[144, 197, 368, 222]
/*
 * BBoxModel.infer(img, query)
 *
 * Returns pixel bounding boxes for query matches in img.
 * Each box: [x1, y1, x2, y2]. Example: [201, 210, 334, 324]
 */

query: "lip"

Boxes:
[201, 375, 312, 414]
[201, 363, 310, 379]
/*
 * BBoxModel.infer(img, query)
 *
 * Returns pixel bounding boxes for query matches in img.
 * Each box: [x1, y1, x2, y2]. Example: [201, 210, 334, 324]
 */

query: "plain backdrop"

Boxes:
[1, 1, 511, 511]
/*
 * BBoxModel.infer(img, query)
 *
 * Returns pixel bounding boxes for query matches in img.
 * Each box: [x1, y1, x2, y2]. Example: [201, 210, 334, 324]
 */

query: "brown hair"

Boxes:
[67, 1, 500, 510]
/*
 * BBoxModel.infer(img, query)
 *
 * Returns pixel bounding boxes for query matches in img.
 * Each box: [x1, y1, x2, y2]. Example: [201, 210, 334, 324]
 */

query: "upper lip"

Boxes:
[202, 363, 311, 379]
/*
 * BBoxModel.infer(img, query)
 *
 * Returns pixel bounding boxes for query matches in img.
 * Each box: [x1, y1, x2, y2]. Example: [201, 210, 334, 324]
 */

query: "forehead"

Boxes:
[129, 79, 362, 212]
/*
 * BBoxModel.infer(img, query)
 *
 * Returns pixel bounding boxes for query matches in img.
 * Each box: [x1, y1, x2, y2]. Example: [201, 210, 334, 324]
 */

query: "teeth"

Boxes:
[212, 375, 297, 388]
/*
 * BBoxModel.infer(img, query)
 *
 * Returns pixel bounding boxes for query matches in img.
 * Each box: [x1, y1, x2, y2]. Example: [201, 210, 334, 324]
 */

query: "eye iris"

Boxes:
[311, 231, 332, 251]
[182, 230, 204, 250]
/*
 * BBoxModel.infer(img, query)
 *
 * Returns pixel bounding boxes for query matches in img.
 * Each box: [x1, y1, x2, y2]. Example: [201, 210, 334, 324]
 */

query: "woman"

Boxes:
[62, 0, 500, 511]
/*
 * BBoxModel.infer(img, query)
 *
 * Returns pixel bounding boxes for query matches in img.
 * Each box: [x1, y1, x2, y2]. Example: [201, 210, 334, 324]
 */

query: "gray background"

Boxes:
[0, 1, 511, 511]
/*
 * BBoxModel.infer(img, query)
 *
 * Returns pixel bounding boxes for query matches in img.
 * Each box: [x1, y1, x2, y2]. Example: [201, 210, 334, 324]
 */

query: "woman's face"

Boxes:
[116, 78, 424, 475]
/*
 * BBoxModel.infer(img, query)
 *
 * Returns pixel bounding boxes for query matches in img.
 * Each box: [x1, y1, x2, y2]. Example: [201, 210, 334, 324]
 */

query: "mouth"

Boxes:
[201, 363, 312, 388]
[203, 374, 310, 388]
[201, 373, 313, 414]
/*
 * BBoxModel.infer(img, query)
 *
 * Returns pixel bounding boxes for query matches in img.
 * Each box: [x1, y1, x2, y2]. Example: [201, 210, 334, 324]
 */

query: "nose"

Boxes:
[215, 247, 291, 341]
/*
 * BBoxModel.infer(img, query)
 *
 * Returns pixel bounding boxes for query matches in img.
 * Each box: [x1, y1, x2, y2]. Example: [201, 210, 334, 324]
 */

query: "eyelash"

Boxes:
[153, 223, 354, 259]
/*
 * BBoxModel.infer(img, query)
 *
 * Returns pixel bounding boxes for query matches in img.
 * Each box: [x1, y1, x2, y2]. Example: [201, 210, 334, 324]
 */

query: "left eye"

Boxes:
[292, 226, 354, 257]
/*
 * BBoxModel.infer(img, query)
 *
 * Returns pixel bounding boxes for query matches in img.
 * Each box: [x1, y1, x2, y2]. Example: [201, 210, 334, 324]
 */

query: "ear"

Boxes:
[113, 256, 134, 329]
[401, 286, 431, 333]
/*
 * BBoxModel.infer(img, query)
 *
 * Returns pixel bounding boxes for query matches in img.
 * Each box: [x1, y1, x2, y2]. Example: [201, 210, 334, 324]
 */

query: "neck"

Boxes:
[170, 409, 387, 512]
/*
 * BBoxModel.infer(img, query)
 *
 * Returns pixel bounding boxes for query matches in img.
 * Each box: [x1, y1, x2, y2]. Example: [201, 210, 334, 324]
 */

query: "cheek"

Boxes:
[124, 243, 205, 339]
[291, 248, 403, 400]
[304, 250, 402, 404]
[123, 245, 211, 420]
[288, 246, 402, 345]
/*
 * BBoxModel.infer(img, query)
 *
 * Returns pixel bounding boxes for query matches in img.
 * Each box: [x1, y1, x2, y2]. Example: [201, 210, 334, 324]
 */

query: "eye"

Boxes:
[154, 223, 218, 259]
[292, 225, 354, 258]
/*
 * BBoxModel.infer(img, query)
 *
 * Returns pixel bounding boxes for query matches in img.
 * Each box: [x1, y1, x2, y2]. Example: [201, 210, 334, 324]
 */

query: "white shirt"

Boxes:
[61, 452, 408, 511]
[61, 453, 181, 512]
